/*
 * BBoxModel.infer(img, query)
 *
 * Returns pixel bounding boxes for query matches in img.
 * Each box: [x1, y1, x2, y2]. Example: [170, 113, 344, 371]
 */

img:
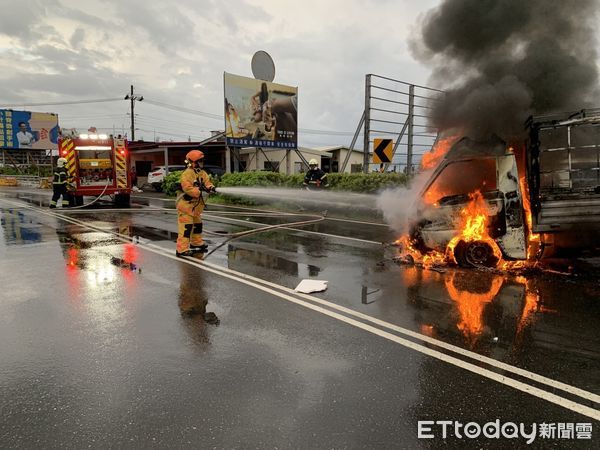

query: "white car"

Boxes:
[146, 165, 186, 191]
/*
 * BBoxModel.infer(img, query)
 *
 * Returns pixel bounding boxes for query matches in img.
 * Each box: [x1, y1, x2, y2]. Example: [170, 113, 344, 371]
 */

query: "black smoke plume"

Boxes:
[411, 0, 600, 140]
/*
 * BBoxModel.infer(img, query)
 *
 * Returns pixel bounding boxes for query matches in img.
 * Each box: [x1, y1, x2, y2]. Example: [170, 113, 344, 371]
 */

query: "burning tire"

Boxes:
[453, 240, 499, 268]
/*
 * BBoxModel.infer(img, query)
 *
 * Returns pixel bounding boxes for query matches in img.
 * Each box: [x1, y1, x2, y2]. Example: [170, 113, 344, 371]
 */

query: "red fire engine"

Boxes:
[58, 134, 132, 207]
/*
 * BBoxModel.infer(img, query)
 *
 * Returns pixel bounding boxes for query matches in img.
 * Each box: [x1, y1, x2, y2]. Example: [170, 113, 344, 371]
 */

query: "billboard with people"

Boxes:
[224, 72, 297, 148]
[0, 109, 59, 150]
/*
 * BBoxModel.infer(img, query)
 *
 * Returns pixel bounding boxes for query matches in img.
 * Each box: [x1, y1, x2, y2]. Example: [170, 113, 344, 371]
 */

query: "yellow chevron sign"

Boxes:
[373, 138, 393, 164]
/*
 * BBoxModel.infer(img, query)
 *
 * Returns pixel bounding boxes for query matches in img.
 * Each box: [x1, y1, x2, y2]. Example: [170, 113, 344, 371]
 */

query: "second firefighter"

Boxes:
[50, 157, 71, 208]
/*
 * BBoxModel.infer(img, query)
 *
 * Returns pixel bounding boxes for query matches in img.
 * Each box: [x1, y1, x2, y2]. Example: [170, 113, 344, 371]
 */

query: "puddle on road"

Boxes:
[399, 266, 600, 362]
[1, 208, 44, 245]
[228, 244, 321, 278]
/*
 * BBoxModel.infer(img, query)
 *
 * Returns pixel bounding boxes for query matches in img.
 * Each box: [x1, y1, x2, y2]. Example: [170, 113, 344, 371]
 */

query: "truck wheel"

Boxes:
[115, 194, 130, 208]
[453, 240, 499, 268]
[152, 183, 163, 192]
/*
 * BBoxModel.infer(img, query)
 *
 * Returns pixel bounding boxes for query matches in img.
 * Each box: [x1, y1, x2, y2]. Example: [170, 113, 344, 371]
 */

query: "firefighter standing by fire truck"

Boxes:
[176, 150, 216, 257]
[303, 159, 328, 190]
[50, 157, 71, 208]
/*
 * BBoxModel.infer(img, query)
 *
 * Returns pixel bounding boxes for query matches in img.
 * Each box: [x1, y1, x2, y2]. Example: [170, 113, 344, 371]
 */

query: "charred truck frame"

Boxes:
[410, 109, 600, 267]
[58, 134, 132, 207]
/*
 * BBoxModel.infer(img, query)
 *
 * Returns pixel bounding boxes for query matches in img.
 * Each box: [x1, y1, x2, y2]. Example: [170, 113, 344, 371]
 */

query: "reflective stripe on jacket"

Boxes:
[53, 167, 69, 185]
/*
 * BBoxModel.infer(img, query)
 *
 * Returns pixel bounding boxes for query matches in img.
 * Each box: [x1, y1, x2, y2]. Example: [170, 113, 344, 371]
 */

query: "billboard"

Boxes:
[0, 109, 59, 150]
[224, 72, 297, 149]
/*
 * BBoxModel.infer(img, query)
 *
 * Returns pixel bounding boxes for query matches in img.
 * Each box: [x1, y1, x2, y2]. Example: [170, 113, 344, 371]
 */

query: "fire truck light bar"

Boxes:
[74, 146, 112, 150]
[79, 134, 108, 139]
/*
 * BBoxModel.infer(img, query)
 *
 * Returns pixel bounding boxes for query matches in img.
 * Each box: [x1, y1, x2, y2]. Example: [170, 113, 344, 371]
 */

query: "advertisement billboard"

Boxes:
[224, 72, 297, 149]
[0, 109, 59, 150]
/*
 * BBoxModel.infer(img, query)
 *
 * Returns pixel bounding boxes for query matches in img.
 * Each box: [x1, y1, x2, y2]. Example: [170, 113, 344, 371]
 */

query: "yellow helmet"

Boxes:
[309, 159, 318, 166]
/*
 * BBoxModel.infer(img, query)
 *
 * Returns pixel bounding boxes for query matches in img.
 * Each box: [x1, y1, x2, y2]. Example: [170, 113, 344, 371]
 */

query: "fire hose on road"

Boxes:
[201, 210, 328, 258]
[63, 178, 112, 210]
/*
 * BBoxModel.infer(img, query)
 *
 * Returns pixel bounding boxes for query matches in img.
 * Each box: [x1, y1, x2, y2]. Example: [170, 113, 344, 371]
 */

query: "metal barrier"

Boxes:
[11, 175, 41, 187]
[341, 74, 443, 174]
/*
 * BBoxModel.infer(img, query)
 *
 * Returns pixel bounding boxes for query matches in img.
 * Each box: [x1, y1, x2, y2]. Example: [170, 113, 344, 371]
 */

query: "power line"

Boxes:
[0, 98, 122, 107]
[143, 98, 363, 136]
[143, 99, 222, 120]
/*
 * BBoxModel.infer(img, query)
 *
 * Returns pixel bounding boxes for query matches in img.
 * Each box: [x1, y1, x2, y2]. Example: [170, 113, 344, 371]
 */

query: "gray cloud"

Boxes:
[0, 0, 442, 149]
[69, 28, 85, 48]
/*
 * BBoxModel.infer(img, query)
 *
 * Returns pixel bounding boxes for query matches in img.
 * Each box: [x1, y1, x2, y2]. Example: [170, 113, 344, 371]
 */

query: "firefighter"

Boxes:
[303, 158, 328, 190]
[176, 150, 216, 257]
[50, 157, 71, 208]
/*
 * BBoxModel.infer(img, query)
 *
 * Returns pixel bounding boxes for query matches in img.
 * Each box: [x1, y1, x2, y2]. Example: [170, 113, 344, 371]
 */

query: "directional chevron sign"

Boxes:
[373, 138, 393, 164]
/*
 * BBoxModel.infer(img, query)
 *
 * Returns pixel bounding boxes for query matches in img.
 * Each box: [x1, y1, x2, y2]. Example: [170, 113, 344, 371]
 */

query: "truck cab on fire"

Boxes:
[411, 109, 600, 267]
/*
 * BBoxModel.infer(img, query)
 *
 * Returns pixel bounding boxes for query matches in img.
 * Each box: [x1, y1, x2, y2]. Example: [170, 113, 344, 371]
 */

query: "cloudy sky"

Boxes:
[0, 0, 439, 151]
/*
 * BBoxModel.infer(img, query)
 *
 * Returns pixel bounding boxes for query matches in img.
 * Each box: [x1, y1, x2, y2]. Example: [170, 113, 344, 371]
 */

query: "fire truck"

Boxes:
[58, 134, 132, 207]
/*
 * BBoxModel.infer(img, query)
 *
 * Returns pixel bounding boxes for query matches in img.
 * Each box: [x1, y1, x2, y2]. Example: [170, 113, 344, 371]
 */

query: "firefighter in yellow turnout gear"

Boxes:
[176, 150, 216, 257]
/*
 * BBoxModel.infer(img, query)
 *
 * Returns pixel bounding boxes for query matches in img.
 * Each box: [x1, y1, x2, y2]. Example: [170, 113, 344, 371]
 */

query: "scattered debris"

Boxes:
[295, 279, 328, 293]
[110, 256, 141, 273]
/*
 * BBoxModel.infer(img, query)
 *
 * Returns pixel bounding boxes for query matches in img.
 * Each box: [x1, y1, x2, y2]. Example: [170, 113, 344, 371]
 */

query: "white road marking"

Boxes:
[4, 197, 600, 420]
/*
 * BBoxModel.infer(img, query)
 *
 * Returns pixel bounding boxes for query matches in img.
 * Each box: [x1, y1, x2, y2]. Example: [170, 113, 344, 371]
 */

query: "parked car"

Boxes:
[146, 164, 225, 192]
[147, 165, 186, 191]
[203, 165, 226, 178]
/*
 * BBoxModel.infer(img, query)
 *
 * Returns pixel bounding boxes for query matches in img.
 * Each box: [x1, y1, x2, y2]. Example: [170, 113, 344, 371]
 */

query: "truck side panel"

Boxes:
[530, 120, 600, 234]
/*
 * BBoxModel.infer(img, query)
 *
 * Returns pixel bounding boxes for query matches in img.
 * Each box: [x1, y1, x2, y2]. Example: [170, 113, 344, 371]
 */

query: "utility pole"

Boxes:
[124, 85, 143, 141]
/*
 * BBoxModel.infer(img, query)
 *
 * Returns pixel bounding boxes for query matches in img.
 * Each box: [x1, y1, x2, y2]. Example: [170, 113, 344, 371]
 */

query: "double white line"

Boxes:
[4, 198, 600, 421]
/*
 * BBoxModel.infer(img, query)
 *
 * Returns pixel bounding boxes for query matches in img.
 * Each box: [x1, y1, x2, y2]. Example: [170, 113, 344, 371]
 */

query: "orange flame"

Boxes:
[420, 135, 459, 171]
[397, 190, 503, 268]
[446, 191, 503, 263]
[518, 175, 540, 259]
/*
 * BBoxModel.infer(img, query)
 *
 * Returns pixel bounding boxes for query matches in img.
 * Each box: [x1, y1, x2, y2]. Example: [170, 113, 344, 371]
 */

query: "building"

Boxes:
[239, 145, 364, 174]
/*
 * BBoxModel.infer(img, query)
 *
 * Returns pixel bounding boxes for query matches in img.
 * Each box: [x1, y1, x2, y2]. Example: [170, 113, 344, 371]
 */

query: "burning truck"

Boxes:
[404, 109, 600, 268]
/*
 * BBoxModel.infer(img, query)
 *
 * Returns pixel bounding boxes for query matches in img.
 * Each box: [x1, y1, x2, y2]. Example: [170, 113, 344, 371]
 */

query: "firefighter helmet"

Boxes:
[309, 159, 318, 166]
[57, 157, 67, 167]
[185, 150, 204, 164]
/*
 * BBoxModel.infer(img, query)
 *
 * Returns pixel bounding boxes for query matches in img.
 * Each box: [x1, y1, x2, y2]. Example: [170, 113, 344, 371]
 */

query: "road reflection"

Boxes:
[178, 258, 219, 325]
[1, 207, 42, 246]
[55, 219, 140, 322]
[403, 267, 542, 354]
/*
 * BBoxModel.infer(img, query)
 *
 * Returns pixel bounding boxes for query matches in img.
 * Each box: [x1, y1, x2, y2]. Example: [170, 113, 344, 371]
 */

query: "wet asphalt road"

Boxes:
[0, 188, 599, 448]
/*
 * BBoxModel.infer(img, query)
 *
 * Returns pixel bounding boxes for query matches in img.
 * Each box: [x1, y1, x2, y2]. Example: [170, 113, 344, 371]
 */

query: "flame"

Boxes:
[446, 191, 503, 264]
[395, 235, 448, 269]
[420, 135, 459, 171]
[518, 175, 540, 259]
[445, 272, 504, 347]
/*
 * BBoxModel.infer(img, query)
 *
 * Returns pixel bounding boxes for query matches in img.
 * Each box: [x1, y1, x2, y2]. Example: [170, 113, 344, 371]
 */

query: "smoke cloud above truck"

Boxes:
[411, 0, 600, 140]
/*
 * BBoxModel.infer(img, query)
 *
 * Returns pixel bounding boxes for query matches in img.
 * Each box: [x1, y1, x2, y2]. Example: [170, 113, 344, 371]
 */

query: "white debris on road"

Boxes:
[294, 279, 328, 293]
